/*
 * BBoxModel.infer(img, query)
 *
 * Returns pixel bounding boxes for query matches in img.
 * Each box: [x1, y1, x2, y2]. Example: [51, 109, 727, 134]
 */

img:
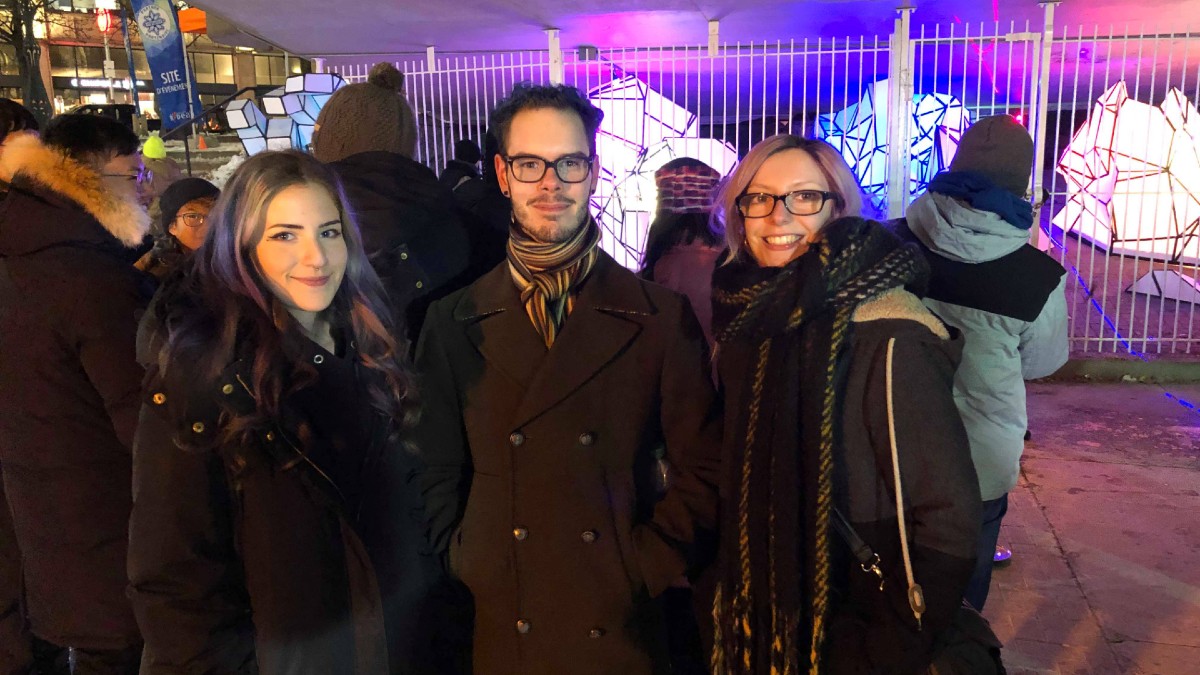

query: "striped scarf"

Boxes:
[507, 216, 602, 348]
[710, 217, 928, 675]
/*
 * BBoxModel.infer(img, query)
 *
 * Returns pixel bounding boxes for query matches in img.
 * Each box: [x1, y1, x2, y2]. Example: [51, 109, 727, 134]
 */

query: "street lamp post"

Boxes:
[97, 10, 115, 103]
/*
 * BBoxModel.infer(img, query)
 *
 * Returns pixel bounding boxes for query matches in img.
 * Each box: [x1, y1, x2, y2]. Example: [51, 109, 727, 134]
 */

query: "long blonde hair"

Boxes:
[714, 135, 864, 261]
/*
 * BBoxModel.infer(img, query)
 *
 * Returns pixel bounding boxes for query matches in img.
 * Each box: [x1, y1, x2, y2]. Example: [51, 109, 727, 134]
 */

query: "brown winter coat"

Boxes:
[414, 252, 723, 675]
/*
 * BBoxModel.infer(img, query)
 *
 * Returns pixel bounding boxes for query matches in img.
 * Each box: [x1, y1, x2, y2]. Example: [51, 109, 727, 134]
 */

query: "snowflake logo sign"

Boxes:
[137, 5, 171, 43]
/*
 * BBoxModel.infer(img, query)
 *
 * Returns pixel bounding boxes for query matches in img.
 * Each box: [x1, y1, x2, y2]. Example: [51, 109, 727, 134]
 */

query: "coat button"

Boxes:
[221, 384, 234, 395]
[513, 527, 528, 541]
[516, 619, 531, 634]
[415, 281, 424, 289]
[151, 392, 166, 405]
[509, 431, 525, 447]
[588, 627, 606, 639]
[579, 432, 595, 446]
[191, 422, 205, 434]
[580, 530, 597, 544]
[400, 252, 409, 261]
[313, 354, 324, 365]
[265, 431, 276, 442]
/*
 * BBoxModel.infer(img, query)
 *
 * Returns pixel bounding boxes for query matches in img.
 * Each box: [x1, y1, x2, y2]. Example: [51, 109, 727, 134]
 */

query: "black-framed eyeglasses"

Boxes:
[737, 190, 839, 218]
[176, 212, 207, 228]
[503, 154, 595, 183]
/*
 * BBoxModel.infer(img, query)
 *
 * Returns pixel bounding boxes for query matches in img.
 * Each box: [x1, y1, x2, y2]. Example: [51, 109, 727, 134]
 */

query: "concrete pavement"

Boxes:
[985, 382, 1200, 675]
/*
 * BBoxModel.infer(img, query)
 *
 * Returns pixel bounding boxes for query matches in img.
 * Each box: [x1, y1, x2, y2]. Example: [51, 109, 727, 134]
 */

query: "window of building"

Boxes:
[193, 53, 215, 84]
[254, 55, 271, 85]
[214, 54, 234, 85]
[0, 46, 20, 77]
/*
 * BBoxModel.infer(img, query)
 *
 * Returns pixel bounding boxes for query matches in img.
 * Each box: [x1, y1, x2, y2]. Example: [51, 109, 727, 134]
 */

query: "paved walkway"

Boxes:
[985, 382, 1200, 675]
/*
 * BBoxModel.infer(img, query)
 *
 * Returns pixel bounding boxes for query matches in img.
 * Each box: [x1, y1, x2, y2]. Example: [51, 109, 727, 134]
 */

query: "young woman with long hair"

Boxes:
[708, 135, 986, 674]
[128, 150, 458, 674]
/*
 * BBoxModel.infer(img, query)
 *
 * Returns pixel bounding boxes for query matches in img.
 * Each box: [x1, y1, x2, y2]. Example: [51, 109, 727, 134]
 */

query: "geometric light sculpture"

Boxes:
[265, 117, 299, 151]
[227, 73, 345, 156]
[815, 79, 971, 213]
[1052, 82, 1200, 302]
[226, 98, 268, 156]
[262, 86, 302, 117]
[587, 75, 732, 269]
[283, 72, 345, 152]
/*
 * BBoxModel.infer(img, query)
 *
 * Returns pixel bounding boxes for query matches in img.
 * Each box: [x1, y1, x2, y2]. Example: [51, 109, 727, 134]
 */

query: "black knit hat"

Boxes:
[949, 115, 1034, 196]
[160, 177, 219, 229]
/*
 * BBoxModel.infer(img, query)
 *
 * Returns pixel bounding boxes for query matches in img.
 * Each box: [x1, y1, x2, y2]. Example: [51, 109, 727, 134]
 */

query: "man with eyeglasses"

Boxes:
[414, 83, 722, 675]
[0, 113, 148, 672]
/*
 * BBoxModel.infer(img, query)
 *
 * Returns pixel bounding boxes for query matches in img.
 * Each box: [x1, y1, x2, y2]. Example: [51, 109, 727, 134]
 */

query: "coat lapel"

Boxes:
[454, 262, 548, 390]
[511, 254, 656, 428]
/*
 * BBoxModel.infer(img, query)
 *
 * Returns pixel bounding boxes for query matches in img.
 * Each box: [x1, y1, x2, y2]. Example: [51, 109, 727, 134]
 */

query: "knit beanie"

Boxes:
[949, 115, 1033, 196]
[160, 177, 219, 229]
[311, 63, 418, 163]
[655, 158, 721, 214]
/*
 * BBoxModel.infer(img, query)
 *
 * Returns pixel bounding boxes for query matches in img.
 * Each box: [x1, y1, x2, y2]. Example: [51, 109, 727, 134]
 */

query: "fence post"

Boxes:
[886, 3, 916, 219]
[708, 20, 720, 57]
[1031, 1, 1062, 251]
[547, 29, 564, 84]
[311, 57, 326, 74]
[426, 46, 436, 72]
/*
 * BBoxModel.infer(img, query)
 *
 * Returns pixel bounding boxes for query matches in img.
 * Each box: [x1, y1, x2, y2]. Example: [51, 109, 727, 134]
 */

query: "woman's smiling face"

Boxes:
[742, 148, 838, 268]
[254, 183, 348, 328]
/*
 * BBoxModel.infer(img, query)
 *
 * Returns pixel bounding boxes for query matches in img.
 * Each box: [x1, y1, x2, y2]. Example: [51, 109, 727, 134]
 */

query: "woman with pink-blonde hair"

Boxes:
[708, 135, 990, 674]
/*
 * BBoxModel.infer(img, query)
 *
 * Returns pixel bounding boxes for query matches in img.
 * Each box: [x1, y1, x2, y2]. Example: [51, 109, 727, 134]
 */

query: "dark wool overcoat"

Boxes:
[414, 252, 723, 675]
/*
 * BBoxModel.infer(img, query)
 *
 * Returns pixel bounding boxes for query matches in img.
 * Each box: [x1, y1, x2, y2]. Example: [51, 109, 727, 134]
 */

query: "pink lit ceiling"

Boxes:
[193, 0, 1190, 57]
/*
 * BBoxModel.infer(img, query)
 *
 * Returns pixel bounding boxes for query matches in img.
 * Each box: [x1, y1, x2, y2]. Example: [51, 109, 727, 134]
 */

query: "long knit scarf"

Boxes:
[710, 217, 928, 675]
[507, 216, 602, 348]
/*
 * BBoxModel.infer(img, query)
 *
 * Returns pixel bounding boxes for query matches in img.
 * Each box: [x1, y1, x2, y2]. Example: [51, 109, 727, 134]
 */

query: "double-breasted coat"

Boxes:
[414, 252, 723, 675]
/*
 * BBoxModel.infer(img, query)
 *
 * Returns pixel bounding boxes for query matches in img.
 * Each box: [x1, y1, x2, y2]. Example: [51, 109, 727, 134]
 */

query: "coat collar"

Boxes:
[453, 251, 658, 428]
[0, 132, 150, 248]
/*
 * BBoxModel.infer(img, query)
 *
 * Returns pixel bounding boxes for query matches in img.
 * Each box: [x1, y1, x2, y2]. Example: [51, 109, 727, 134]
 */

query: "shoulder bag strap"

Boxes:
[886, 337, 927, 630]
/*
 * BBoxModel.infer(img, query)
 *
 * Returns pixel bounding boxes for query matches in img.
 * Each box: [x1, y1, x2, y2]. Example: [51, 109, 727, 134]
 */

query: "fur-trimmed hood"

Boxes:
[0, 132, 150, 250]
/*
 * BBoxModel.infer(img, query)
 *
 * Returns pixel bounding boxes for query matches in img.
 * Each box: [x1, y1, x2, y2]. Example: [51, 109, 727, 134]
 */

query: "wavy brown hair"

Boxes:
[146, 150, 416, 458]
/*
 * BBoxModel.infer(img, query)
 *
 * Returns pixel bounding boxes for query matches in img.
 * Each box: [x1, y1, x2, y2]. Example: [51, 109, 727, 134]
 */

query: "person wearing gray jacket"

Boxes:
[894, 114, 1068, 611]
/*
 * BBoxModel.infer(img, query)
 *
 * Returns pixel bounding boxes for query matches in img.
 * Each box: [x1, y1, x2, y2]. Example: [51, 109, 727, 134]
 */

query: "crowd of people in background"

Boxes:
[0, 63, 1066, 675]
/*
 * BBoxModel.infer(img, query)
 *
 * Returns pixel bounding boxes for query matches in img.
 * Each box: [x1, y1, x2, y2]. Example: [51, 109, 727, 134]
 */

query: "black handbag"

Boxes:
[831, 337, 1006, 675]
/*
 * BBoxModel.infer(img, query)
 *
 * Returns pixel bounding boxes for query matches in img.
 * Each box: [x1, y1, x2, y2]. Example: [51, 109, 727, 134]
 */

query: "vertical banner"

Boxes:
[130, 0, 203, 130]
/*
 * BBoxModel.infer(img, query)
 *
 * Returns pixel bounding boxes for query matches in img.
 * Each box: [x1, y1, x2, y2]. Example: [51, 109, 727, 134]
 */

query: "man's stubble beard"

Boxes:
[511, 199, 591, 244]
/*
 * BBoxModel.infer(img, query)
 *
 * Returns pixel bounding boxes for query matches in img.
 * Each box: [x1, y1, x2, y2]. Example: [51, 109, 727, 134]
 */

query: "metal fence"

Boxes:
[326, 11, 1200, 356]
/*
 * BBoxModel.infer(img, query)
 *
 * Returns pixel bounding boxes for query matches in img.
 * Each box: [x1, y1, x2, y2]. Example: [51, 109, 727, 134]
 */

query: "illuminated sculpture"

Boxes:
[228, 73, 346, 155]
[815, 79, 971, 212]
[225, 97, 268, 155]
[588, 76, 737, 269]
[1053, 82, 1200, 303]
